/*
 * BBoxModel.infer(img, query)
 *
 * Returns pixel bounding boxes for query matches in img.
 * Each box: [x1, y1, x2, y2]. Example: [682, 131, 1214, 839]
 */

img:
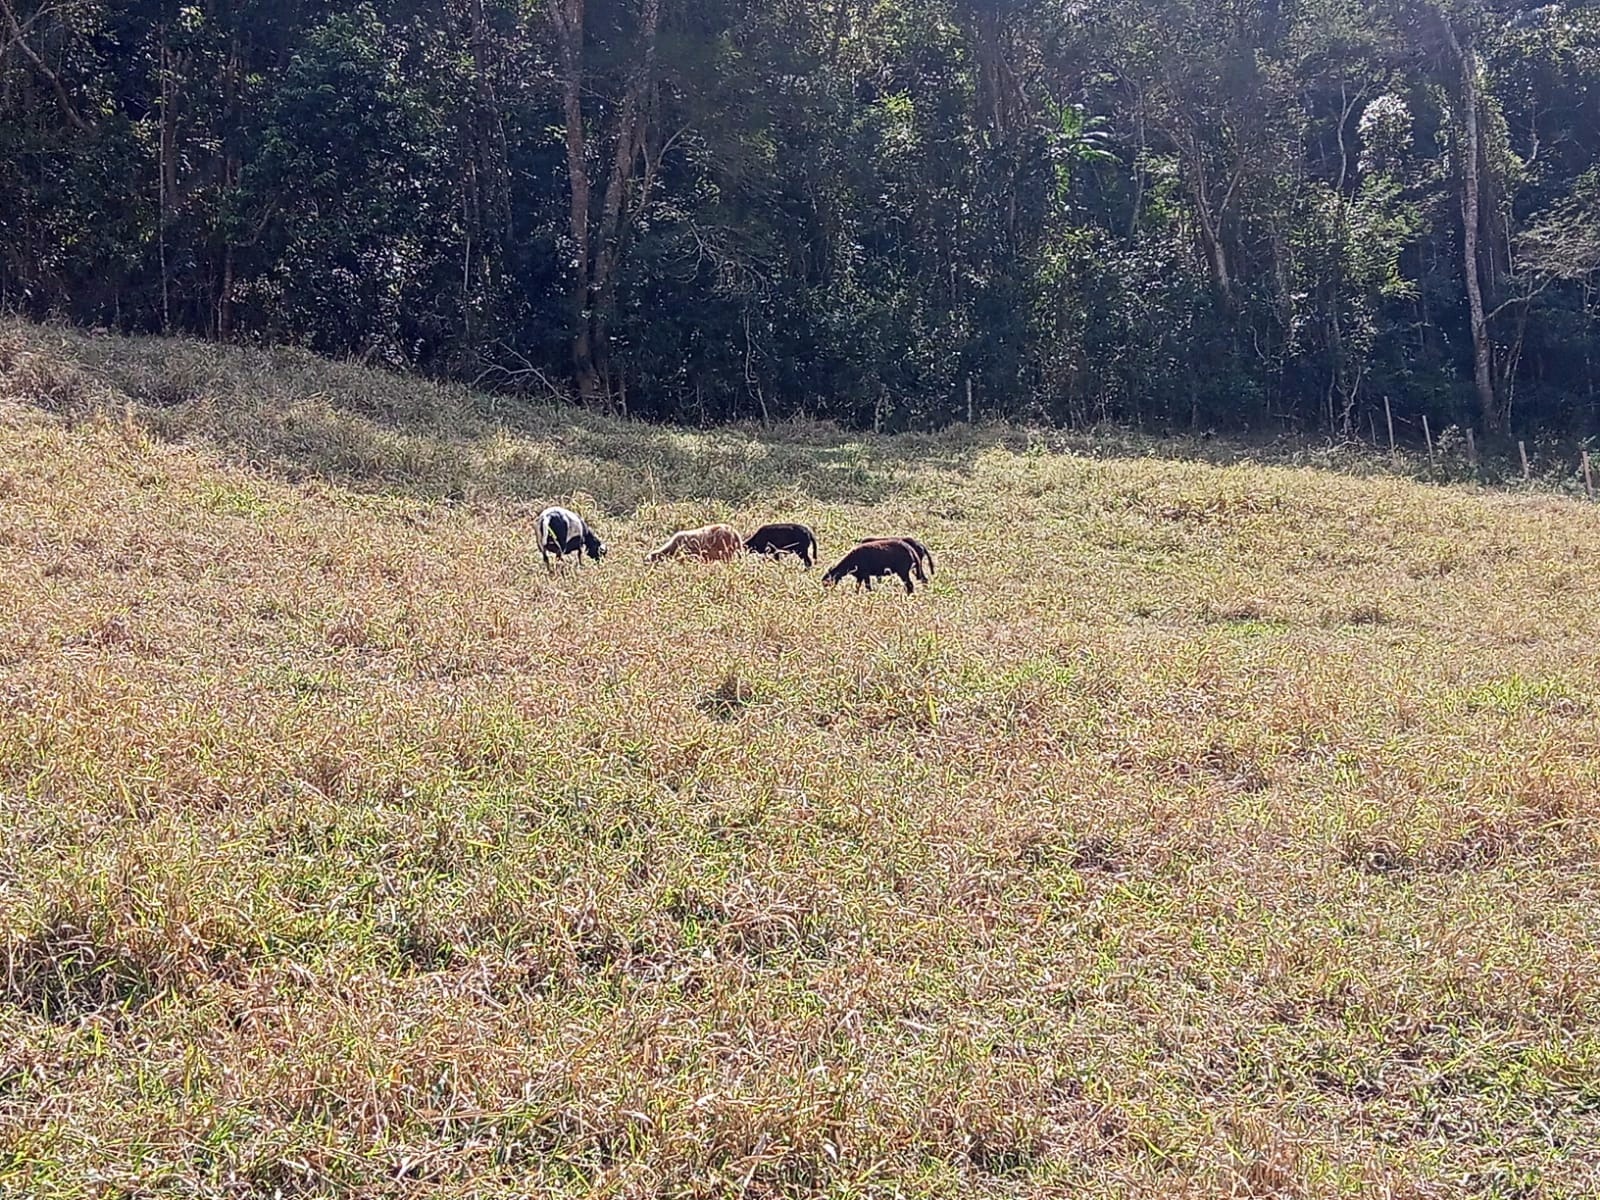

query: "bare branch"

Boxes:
[1483, 276, 1558, 324]
[0, 0, 91, 133]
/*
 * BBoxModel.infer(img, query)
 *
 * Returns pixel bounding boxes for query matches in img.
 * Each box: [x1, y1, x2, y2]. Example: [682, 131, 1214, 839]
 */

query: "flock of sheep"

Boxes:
[536, 506, 936, 594]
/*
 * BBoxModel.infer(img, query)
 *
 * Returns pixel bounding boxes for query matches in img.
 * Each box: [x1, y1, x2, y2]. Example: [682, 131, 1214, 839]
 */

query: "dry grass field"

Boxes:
[3, 319, 1600, 1198]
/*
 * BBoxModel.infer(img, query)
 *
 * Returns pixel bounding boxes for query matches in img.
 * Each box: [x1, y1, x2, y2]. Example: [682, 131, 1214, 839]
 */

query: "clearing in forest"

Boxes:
[2, 321, 1599, 1197]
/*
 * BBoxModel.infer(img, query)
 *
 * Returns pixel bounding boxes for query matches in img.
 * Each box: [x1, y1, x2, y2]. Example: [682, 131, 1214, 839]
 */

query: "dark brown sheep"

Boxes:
[822, 538, 929, 594]
[859, 535, 933, 579]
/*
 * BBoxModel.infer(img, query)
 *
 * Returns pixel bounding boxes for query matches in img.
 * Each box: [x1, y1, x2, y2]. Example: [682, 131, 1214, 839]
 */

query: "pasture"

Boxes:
[2, 321, 1600, 1197]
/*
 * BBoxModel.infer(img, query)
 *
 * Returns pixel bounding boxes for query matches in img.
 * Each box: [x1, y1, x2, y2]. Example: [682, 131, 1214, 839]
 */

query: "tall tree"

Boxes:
[551, 0, 662, 410]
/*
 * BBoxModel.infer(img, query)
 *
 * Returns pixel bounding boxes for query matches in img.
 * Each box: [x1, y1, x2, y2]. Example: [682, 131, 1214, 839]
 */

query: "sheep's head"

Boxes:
[583, 531, 607, 561]
[821, 569, 842, 589]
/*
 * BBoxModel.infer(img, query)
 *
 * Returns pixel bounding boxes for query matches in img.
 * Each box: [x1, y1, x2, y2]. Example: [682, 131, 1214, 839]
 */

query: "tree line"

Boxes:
[2, 0, 1597, 438]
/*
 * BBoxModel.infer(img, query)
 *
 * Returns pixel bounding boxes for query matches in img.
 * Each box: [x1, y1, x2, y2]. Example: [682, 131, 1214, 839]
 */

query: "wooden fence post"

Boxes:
[1466, 428, 1478, 470]
[966, 375, 974, 425]
[1583, 451, 1594, 500]
[1519, 440, 1530, 481]
[1422, 414, 1434, 469]
[1384, 396, 1396, 455]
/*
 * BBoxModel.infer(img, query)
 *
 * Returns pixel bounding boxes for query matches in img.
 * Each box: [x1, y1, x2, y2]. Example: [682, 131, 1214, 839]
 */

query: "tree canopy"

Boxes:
[2, 0, 1597, 436]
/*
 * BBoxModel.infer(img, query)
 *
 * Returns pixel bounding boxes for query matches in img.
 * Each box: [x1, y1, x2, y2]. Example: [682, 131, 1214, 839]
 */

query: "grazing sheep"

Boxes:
[823, 538, 929, 594]
[647, 523, 743, 563]
[744, 522, 819, 568]
[860, 535, 933, 579]
[537, 506, 607, 574]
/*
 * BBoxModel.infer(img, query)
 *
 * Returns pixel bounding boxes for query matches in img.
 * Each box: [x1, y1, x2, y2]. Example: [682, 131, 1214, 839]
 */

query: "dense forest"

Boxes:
[1, 1, 1597, 437]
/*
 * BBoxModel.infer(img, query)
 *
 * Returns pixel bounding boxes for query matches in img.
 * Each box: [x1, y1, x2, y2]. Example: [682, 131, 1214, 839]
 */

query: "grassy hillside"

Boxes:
[3, 320, 1600, 1198]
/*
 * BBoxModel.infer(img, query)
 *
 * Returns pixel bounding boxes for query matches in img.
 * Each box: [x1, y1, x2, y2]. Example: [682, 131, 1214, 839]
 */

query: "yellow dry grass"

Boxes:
[2, 319, 1600, 1197]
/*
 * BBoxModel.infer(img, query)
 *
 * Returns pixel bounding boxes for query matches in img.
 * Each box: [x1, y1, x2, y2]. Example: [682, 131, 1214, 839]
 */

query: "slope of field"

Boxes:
[3, 321, 1600, 1198]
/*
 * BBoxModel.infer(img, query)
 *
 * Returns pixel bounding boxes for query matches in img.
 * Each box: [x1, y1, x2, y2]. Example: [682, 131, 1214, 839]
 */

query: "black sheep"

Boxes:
[537, 505, 607, 574]
[744, 522, 819, 568]
[823, 538, 929, 594]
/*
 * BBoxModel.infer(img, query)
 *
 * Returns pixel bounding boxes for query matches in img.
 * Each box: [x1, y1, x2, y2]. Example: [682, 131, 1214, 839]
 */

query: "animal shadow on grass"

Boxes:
[699, 669, 756, 721]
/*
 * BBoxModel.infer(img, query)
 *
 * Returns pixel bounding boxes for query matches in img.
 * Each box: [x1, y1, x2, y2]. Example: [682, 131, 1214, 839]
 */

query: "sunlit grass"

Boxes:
[2, 321, 1600, 1196]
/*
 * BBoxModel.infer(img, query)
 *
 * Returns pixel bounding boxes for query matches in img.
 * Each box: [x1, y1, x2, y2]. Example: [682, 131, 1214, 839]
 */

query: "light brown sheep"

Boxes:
[646, 523, 743, 563]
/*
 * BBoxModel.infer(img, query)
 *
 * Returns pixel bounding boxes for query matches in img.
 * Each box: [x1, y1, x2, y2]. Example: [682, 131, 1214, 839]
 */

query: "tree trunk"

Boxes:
[219, 239, 235, 337]
[588, 0, 660, 407]
[217, 27, 242, 341]
[1442, 18, 1498, 431]
[827, 0, 851, 66]
[469, 0, 511, 241]
[1182, 135, 1235, 305]
[551, 0, 601, 403]
[1329, 84, 1362, 434]
[552, 0, 660, 410]
[158, 23, 174, 331]
[1192, 181, 1233, 301]
[1127, 94, 1147, 244]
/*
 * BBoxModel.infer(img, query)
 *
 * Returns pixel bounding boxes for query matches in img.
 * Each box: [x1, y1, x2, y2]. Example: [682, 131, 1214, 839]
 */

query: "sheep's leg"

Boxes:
[542, 546, 554, 576]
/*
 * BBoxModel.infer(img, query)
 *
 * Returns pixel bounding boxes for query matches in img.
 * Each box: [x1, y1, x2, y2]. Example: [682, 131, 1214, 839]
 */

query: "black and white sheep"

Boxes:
[537, 506, 607, 574]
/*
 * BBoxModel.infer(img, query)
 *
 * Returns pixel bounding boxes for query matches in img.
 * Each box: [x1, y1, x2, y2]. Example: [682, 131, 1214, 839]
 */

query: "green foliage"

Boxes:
[238, 6, 454, 358]
[0, 0, 1596, 435]
[1045, 101, 1118, 200]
